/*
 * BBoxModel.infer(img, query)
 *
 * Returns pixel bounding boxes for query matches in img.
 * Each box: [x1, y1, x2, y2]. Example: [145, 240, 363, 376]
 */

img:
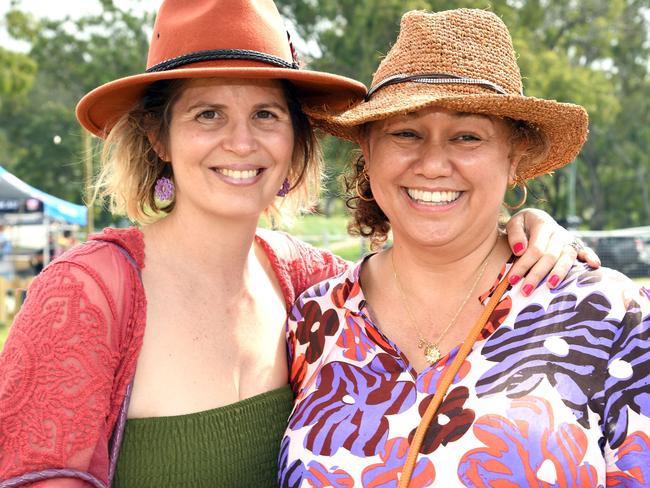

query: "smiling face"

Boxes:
[360, 107, 521, 252]
[161, 78, 295, 221]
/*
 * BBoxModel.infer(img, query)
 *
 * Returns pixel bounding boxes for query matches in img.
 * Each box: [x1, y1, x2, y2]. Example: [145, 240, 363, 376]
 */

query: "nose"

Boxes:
[221, 119, 258, 156]
[413, 140, 453, 178]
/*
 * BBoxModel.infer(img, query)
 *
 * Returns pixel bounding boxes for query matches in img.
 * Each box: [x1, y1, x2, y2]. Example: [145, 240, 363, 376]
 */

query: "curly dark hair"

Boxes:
[343, 117, 549, 249]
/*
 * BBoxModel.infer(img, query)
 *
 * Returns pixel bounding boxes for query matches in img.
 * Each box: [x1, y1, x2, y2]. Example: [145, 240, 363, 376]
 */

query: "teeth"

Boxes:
[406, 189, 460, 203]
[219, 168, 258, 179]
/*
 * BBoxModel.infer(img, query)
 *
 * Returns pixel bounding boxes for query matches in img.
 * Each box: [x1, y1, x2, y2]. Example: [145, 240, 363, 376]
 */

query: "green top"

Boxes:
[113, 384, 293, 488]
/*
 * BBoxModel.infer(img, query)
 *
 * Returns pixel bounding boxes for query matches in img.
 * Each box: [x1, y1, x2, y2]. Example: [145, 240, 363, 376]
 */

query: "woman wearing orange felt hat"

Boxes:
[0, 1, 598, 486]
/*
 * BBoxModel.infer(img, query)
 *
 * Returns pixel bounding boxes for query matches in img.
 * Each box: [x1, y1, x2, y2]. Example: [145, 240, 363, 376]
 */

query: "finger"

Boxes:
[504, 212, 528, 256]
[542, 239, 581, 288]
[507, 238, 546, 288]
[577, 246, 601, 268]
[519, 250, 566, 295]
[507, 223, 556, 285]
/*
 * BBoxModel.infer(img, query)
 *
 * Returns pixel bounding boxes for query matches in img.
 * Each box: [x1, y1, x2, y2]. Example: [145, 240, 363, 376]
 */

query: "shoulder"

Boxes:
[513, 263, 650, 344]
[255, 228, 314, 262]
[256, 228, 349, 301]
[255, 227, 349, 275]
[558, 264, 648, 309]
[87, 226, 145, 268]
[42, 227, 144, 293]
[292, 261, 362, 315]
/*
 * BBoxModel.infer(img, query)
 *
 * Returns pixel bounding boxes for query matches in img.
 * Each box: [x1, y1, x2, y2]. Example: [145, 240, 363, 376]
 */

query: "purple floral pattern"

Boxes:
[288, 354, 416, 456]
[281, 264, 650, 486]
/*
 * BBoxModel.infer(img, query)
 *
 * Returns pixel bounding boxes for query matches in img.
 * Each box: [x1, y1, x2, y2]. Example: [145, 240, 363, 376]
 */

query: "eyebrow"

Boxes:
[253, 102, 289, 113]
[185, 101, 289, 113]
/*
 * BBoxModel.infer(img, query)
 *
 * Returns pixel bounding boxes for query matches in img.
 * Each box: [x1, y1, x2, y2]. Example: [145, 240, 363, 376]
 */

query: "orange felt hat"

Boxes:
[76, 0, 366, 138]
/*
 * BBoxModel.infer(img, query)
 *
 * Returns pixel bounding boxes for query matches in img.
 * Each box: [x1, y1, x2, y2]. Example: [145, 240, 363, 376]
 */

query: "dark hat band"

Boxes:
[146, 48, 299, 73]
[365, 73, 516, 102]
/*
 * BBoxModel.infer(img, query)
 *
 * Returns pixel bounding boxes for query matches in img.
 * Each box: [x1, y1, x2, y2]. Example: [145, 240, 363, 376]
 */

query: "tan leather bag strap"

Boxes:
[397, 269, 513, 488]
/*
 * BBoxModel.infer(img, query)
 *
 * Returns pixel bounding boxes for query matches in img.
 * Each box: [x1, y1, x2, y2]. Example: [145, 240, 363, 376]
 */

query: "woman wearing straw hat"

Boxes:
[0, 2, 598, 487]
[281, 8, 650, 487]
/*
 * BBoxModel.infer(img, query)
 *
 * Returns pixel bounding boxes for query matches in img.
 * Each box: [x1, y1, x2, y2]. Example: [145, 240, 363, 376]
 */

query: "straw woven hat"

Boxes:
[305, 9, 589, 181]
[76, 0, 366, 138]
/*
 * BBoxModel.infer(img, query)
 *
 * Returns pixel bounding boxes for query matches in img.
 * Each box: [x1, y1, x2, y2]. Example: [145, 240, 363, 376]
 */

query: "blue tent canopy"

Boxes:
[0, 166, 88, 226]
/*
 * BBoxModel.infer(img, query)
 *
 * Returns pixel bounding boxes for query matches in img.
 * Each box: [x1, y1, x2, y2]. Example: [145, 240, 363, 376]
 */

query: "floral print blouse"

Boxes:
[280, 260, 650, 487]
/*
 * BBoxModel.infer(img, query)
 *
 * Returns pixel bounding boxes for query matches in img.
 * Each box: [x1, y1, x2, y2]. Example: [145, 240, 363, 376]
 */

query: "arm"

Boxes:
[505, 208, 600, 293]
[603, 290, 650, 485]
[0, 246, 138, 486]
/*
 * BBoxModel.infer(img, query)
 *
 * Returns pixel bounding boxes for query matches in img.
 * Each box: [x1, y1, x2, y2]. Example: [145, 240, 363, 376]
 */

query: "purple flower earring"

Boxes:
[276, 178, 290, 197]
[154, 176, 175, 201]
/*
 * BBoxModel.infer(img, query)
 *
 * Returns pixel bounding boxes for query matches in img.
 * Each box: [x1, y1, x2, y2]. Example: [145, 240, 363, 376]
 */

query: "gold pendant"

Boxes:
[423, 344, 441, 365]
[418, 339, 441, 365]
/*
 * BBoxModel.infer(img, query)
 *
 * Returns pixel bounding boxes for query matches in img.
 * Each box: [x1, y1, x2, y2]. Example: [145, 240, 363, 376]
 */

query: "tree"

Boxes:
[279, 0, 650, 228]
[0, 0, 154, 226]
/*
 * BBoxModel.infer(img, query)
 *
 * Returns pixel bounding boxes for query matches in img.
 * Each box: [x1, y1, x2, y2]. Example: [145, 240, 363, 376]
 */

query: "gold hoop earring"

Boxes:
[503, 182, 527, 210]
[355, 167, 375, 202]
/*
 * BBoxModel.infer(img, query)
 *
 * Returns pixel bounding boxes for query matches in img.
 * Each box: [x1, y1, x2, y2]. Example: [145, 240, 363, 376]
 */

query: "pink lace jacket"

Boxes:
[0, 227, 346, 486]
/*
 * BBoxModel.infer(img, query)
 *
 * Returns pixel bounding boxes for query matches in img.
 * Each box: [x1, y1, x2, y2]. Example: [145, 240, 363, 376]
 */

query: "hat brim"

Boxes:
[305, 82, 589, 180]
[76, 66, 367, 138]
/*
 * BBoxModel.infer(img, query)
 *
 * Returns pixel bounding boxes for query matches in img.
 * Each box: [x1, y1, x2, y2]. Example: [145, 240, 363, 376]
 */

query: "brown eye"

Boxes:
[454, 134, 481, 142]
[197, 110, 217, 120]
[391, 130, 418, 139]
[255, 110, 278, 120]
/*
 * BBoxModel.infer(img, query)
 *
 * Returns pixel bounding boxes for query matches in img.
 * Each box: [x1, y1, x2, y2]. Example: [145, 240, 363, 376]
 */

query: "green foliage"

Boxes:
[0, 47, 36, 103]
[1, 0, 648, 231]
[1, 0, 154, 225]
[280, 0, 650, 229]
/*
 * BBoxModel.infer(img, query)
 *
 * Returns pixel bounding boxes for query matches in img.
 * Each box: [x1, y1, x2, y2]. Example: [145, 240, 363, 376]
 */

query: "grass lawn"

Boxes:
[633, 277, 650, 287]
[0, 322, 8, 352]
[271, 212, 370, 261]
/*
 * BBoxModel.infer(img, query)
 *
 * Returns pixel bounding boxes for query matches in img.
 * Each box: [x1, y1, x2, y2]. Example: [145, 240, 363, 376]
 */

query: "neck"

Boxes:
[142, 206, 261, 282]
[390, 227, 507, 290]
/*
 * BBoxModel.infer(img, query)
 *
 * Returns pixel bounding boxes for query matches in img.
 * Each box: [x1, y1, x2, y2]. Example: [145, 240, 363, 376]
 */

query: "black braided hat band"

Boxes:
[146, 48, 299, 73]
[365, 72, 517, 102]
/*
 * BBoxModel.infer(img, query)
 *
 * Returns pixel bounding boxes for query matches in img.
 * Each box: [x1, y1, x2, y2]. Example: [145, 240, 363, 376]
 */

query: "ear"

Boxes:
[508, 159, 519, 185]
[147, 131, 169, 162]
[357, 125, 372, 162]
[508, 140, 526, 185]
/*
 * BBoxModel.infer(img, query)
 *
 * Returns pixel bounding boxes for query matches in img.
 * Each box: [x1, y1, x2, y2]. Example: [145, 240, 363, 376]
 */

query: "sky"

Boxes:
[0, 0, 162, 51]
[0, 0, 313, 55]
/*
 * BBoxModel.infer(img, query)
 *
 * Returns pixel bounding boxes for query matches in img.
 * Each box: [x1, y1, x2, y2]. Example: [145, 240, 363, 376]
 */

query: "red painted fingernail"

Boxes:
[513, 242, 525, 254]
[548, 274, 560, 287]
[509, 275, 521, 285]
[522, 284, 534, 296]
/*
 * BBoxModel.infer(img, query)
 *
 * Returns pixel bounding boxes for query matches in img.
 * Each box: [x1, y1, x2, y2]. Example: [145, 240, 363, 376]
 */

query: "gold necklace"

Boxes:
[390, 240, 498, 365]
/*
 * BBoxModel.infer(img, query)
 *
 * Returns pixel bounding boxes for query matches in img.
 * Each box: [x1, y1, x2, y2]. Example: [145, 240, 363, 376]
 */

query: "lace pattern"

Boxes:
[0, 227, 347, 484]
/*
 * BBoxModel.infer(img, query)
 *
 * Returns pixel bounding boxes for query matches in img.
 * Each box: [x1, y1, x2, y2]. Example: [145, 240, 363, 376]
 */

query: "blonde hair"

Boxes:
[91, 79, 322, 225]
